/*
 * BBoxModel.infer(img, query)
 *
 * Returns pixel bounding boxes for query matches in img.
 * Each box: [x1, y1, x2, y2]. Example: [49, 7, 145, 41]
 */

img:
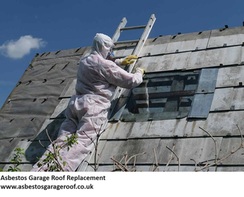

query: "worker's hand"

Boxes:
[136, 67, 145, 75]
[121, 55, 138, 65]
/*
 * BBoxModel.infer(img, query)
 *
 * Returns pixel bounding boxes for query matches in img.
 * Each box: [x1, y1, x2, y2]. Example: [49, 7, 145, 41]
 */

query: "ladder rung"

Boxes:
[120, 25, 146, 31]
[114, 39, 139, 45]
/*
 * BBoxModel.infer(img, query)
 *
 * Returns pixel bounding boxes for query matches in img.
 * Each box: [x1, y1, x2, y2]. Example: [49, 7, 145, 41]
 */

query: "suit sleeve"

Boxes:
[101, 60, 143, 89]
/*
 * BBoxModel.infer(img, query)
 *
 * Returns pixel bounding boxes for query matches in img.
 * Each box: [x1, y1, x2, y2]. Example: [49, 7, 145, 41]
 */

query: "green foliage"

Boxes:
[37, 133, 78, 171]
[64, 133, 78, 151]
[8, 147, 25, 172]
[4, 133, 79, 172]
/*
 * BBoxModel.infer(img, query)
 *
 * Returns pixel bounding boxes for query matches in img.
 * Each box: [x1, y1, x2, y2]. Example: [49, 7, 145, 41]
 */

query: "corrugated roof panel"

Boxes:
[216, 65, 244, 88]
[90, 137, 225, 171]
[188, 68, 218, 119]
[6, 80, 65, 100]
[129, 120, 174, 138]
[196, 111, 244, 135]
[208, 27, 244, 48]
[24, 62, 77, 81]
[187, 46, 242, 69]
[1, 97, 59, 116]
[151, 31, 210, 53]
[164, 34, 209, 52]
[164, 39, 196, 53]
[211, 88, 234, 111]
[141, 45, 236, 71]
[140, 43, 168, 56]
[0, 138, 20, 165]
[188, 94, 214, 118]
[194, 35, 210, 49]
[211, 26, 244, 36]
[222, 46, 242, 65]
[157, 137, 223, 164]
[196, 68, 218, 93]
[170, 52, 191, 70]
[96, 139, 161, 165]
[124, 121, 151, 138]
[27, 58, 79, 80]
[218, 138, 244, 165]
[210, 88, 244, 111]
[138, 56, 163, 72]
[140, 46, 242, 73]
[100, 122, 135, 140]
[114, 46, 135, 57]
[142, 33, 209, 56]
[187, 111, 243, 137]
[180, 39, 207, 51]
[145, 30, 210, 46]
[126, 111, 244, 139]
[34, 47, 87, 61]
[0, 114, 45, 139]
[139, 52, 191, 72]
[208, 34, 244, 47]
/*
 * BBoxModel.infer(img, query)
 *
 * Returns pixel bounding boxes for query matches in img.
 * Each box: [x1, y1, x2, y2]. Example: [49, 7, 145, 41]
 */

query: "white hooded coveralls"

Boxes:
[32, 33, 143, 171]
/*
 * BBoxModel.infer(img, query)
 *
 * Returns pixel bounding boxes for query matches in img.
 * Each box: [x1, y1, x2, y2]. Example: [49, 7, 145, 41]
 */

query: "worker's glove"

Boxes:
[121, 55, 138, 65]
[136, 67, 145, 75]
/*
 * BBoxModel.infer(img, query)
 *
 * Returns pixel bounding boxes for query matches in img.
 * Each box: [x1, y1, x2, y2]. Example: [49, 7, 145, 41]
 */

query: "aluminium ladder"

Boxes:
[108, 14, 156, 122]
[111, 14, 156, 100]
[77, 14, 156, 171]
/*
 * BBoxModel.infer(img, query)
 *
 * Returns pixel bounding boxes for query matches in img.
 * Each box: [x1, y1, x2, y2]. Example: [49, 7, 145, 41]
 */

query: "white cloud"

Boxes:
[0, 35, 46, 59]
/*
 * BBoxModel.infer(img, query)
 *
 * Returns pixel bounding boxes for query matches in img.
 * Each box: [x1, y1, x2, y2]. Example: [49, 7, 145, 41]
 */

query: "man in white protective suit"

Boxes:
[31, 33, 144, 171]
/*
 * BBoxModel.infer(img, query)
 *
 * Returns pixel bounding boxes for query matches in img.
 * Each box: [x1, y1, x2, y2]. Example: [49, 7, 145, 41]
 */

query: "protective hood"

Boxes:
[92, 33, 114, 58]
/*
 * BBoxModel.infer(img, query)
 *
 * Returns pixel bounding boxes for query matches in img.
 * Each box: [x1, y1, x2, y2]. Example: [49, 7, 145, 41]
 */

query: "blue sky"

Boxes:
[1, 0, 244, 109]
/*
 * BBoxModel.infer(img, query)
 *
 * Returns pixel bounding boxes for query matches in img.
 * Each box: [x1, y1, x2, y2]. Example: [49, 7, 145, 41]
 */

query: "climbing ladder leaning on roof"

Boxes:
[77, 14, 156, 171]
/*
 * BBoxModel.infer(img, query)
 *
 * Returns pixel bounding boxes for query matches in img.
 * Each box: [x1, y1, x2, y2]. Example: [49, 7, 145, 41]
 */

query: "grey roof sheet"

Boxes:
[1, 26, 244, 172]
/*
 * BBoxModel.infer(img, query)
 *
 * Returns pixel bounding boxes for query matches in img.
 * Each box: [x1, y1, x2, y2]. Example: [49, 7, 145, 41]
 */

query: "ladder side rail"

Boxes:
[112, 17, 127, 42]
[129, 14, 156, 72]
